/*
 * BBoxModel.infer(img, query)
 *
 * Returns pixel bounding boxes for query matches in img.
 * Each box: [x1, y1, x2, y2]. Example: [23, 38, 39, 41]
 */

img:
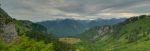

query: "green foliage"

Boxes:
[0, 7, 76, 51]
[79, 26, 100, 40]
[0, 8, 10, 18]
[0, 29, 4, 33]
[7, 36, 54, 51]
[0, 40, 5, 50]
[0, 7, 14, 24]
[13, 20, 76, 51]
[4, 17, 13, 24]
[76, 15, 150, 51]
[25, 31, 45, 41]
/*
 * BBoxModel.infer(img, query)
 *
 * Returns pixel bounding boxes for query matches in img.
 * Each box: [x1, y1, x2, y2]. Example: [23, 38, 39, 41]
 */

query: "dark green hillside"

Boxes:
[77, 15, 150, 51]
[0, 8, 10, 18]
[0, 7, 76, 51]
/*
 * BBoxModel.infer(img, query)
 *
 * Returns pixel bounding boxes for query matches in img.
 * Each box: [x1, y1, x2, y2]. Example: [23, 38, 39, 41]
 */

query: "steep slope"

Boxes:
[0, 7, 76, 51]
[79, 25, 113, 40]
[0, 7, 17, 43]
[0, 7, 54, 50]
[77, 15, 150, 51]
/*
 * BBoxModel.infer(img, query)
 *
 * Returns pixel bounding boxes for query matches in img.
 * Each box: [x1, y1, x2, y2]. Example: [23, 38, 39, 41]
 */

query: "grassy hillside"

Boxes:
[76, 15, 150, 51]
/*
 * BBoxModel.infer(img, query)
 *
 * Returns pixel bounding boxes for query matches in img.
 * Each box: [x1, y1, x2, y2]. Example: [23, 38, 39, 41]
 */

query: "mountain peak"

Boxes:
[38, 18, 125, 37]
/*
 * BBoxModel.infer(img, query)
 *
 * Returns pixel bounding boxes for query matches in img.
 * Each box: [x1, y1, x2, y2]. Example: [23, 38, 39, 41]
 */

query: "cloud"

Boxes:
[1, 0, 150, 22]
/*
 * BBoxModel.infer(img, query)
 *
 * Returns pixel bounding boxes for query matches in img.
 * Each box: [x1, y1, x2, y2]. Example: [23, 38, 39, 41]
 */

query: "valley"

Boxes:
[54, 15, 150, 51]
[59, 38, 81, 44]
[74, 15, 150, 51]
[0, 2, 150, 51]
[38, 18, 125, 37]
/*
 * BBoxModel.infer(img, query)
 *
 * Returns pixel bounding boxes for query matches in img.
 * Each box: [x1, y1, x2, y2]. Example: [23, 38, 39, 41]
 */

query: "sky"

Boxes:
[1, 0, 150, 22]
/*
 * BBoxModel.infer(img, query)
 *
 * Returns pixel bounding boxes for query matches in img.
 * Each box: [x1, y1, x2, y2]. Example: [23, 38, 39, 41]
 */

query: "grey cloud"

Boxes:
[1, 0, 150, 22]
[99, 0, 150, 13]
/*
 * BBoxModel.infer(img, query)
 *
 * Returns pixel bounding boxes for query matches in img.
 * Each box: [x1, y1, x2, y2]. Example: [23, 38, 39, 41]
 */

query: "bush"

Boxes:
[0, 40, 5, 50]
[5, 17, 13, 24]
[7, 36, 55, 51]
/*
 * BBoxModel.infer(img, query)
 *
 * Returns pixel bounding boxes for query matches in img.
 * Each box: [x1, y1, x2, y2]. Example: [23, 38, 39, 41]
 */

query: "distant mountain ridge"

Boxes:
[38, 18, 126, 37]
[77, 15, 150, 51]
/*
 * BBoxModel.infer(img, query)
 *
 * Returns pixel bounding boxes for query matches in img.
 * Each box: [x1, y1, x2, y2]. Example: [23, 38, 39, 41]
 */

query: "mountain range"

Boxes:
[1, 4, 150, 51]
[38, 18, 125, 37]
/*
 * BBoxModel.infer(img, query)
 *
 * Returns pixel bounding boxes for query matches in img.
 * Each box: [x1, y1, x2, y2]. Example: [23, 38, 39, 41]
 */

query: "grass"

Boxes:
[59, 38, 81, 44]
[75, 15, 150, 51]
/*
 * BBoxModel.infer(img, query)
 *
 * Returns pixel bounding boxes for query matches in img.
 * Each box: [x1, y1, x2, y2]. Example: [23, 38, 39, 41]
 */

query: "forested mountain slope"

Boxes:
[77, 15, 150, 51]
[0, 7, 76, 51]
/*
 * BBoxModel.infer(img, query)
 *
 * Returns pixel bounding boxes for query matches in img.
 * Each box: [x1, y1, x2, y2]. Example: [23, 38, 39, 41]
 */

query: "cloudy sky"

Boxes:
[1, 0, 150, 22]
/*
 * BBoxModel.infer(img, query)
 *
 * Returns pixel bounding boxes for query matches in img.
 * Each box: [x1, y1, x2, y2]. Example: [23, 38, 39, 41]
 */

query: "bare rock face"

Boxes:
[93, 26, 113, 40]
[0, 7, 17, 43]
[0, 23, 17, 43]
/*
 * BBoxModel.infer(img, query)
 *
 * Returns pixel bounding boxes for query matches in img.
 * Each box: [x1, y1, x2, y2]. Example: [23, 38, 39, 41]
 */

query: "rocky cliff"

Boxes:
[79, 25, 114, 40]
[0, 23, 17, 43]
[0, 7, 17, 43]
